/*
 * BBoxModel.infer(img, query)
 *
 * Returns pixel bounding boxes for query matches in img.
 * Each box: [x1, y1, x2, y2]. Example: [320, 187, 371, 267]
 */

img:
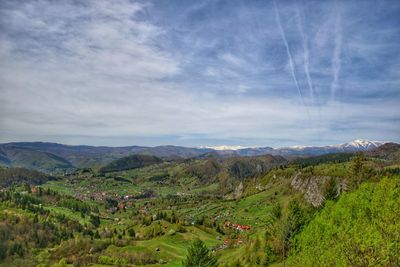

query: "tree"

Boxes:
[324, 178, 338, 201]
[128, 228, 136, 238]
[290, 177, 400, 266]
[278, 200, 305, 262]
[271, 202, 282, 220]
[90, 215, 100, 228]
[182, 239, 218, 267]
[0, 243, 7, 260]
[349, 153, 365, 187]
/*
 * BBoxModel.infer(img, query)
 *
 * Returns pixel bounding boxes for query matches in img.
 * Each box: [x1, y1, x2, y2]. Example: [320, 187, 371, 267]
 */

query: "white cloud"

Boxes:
[220, 53, 243, 66]
[0, 0, 399, 146]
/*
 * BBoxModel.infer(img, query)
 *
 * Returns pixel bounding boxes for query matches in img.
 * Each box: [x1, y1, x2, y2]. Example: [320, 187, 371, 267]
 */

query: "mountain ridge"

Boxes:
[0, 139, 392, 172]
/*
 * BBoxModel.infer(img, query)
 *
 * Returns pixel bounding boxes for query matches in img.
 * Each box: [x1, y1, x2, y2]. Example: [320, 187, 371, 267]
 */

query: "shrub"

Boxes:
[98, 255, 114, 265]
[182, 239, 217, 267]
[290, 177, 400, 266]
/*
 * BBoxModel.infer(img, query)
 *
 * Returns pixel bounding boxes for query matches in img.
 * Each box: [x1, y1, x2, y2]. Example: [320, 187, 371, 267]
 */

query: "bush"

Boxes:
[182, 239, 217, 267]
[290, 177, 400, 266]
[98, 255, 114, 265]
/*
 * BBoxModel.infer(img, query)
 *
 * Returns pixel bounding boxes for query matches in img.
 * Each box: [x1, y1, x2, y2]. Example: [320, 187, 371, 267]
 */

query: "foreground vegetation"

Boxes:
[0, 144, 399, 266]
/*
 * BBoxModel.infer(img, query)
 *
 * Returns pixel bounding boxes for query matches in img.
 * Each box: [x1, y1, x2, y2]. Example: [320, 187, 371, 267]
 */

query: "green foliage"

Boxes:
[128, 227, 136, 238]
[0, 243, 7, 260]
[290, 176, 400, 266]
[294, 152, 355, 167]
[280, 200, 306, 257]
[1, 148, 399, 266]
[149, 172, 170, 182]
[228, 156, 283, 180]
[90, 214, 100, 227]
[323, 178, 338, 200]
[257, 198, 312, 265]
[0, 167, 55, 187]
[98, 255, 114, 265]
[143, 222, 163, 239]
[99, 154, 162, 174]
[0, 212, 72, 261]
[105, 198, 118, 209]
[0, 146, 73, 173]
[349, 153, 365, 186]
[58, 197, 93, 214]
[186, 159, 221, 184]
[182, 239, 218, 267]
[271, 202, 282, 220]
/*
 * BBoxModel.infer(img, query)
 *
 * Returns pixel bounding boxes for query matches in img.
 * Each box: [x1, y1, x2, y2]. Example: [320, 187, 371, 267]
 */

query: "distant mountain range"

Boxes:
[0, 142, 213, 172]
[0, 139, 392, 173]
[201, 139, 388, 157]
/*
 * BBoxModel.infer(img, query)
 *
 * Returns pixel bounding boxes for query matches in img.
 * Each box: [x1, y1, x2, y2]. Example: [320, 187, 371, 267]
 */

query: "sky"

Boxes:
[0, 0, 399, 148]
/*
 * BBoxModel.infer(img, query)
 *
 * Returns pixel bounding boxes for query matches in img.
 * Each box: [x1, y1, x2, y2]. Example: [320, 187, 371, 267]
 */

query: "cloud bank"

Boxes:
[0, 0, 399, 147]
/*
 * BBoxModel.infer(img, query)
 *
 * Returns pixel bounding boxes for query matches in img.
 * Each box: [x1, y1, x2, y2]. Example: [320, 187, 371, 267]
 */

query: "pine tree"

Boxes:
[349, 153, 365, 187]
[94, 230, 100, 239]
[0, 243, 7, 260]
[182, 239, 218, 267]
[128, 228, 135, 238]
[90, 214, 100, 227]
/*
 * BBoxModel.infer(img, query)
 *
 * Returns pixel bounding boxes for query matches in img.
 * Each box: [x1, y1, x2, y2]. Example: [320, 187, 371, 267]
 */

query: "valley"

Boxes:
[0, 142, 399, 266]
[2, 0, 399, 266]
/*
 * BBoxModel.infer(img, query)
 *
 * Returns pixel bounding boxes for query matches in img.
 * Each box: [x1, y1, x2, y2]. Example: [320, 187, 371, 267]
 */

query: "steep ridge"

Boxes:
[366, 142, 400, 160]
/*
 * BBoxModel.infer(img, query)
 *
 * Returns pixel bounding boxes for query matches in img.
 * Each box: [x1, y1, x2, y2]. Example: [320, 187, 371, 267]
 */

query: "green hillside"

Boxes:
[0, 167, 56, 188]
[0, 143, 214, 172]
[99, 155, 163, 174]
[0, 147, 399, 266]
[289, 176, 400, 266]
[0, 147, 73, 173]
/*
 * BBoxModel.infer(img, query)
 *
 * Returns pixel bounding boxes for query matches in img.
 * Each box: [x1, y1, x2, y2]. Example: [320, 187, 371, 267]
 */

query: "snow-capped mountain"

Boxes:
[0, 140, 391, 171]
[231, 139, 389, 157]
[197, 139, 389, 158]
[284, 139, 386, 151]
[335, 139, 387, 150]
[200, 145, 247, 151]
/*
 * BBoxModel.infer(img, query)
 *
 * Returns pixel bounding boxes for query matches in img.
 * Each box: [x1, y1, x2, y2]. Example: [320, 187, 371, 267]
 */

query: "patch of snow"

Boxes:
[199, 145, 248, 151]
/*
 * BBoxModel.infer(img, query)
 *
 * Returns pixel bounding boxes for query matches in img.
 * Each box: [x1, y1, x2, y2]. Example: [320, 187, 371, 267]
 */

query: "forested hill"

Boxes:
[290, 176, 400, 266]
[0, 143, 398, 266]
[0, 140, 393, 173]
[99, 155, 163, 174]
[366, 142, 400, 160]
[0, 167, 56, 188]
[0, 142, 212, 172]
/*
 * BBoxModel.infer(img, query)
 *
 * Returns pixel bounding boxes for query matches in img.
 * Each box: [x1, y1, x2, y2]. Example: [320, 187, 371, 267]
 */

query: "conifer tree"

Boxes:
[182, 239, 217, 267]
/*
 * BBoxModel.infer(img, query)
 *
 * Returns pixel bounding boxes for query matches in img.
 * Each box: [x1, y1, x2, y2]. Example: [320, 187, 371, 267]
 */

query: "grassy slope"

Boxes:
[38, 161, 304, 266]
[2, 150, 399, 266]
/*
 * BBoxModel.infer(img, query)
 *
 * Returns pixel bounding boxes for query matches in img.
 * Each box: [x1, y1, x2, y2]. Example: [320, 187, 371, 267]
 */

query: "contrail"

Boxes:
[296, 7, 315, 102]
[273, 0, 307, 109]
[331, 12, 342, 101]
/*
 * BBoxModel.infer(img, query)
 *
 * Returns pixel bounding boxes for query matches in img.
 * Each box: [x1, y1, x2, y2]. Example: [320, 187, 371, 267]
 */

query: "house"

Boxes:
[231, 223, 251, 231]
[239, 225, 251, 230]
[31, 186, 38, 194]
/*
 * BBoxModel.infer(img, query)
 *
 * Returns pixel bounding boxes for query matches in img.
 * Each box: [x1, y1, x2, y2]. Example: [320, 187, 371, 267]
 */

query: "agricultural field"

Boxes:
[2, 0, 399, 265]
[0, 145, 400, 266]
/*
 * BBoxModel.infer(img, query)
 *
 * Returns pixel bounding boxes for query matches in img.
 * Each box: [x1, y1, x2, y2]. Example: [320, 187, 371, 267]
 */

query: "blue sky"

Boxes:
[0, 0, 399, 147]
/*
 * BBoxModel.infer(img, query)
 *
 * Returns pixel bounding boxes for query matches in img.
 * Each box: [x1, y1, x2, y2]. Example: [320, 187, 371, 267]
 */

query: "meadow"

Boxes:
[0, 146, 399, 266]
